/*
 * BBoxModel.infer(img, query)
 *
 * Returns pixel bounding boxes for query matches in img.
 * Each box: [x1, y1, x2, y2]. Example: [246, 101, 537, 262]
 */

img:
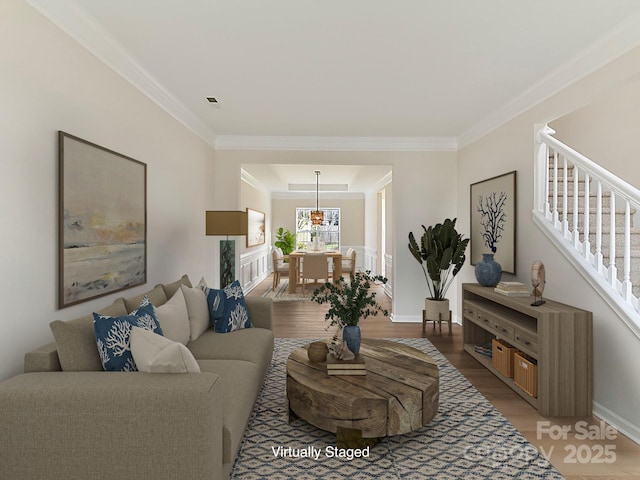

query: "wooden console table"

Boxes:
[462, 283, 592, 416]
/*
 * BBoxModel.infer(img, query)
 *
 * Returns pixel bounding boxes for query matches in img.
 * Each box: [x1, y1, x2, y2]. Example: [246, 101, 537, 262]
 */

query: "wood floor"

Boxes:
[249, 275, 640, 479]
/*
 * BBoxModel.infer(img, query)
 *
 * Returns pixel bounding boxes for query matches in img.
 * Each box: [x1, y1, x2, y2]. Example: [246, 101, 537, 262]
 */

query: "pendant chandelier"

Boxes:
[310, 170, 324, 225]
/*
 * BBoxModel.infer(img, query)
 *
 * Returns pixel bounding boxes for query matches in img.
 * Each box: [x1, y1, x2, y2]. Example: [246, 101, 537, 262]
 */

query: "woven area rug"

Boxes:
[261, 280, 314, 302]
[230, 338, 563, 479]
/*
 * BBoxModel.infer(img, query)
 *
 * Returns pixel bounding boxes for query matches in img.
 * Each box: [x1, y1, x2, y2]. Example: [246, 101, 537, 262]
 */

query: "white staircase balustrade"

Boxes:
[533, 126, 640, 338]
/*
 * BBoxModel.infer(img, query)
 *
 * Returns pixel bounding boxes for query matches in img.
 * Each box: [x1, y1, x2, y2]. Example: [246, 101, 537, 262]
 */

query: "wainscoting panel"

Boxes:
[240, 246, 269, 293]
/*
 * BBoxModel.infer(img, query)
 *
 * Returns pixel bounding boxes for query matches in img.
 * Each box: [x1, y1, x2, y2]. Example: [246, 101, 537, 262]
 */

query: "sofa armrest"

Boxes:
[0, 372, 223, 480]
[24, 341, 61, 372]
[246, 297, 273, 330]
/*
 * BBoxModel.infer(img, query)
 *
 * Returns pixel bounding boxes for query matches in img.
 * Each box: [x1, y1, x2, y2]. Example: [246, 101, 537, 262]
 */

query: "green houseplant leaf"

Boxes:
[407, 218, 469, 301]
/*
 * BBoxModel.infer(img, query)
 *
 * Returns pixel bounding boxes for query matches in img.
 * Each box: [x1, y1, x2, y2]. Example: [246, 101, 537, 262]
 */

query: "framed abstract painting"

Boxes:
[58, 132, 147, 307]
[246, 208, 266, 247]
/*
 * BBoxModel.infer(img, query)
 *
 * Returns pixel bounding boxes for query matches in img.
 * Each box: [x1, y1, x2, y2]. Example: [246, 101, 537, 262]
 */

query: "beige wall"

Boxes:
[457, 45, 640, 441]
[271, 196, 364, 248]
[550, 77, 640, 188]
[0, 1, 216, 381]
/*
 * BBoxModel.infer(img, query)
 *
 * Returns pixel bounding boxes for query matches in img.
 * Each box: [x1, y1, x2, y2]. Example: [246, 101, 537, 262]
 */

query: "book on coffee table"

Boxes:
[326, 354, 366, 375]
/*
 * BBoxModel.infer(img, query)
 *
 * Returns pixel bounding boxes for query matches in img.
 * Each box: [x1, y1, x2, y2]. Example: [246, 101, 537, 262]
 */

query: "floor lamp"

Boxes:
[205, 211, 248, 287]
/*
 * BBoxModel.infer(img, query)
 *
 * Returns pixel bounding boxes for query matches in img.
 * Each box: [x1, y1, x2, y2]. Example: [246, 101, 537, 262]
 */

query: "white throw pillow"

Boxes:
[181, 280, 210, 341]
[154, 287, 190, 345]
[130, 327, 200, 373]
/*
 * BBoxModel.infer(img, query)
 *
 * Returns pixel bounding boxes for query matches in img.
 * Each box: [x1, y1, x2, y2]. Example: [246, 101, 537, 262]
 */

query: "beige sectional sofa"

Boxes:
[0, 275, 274, 480]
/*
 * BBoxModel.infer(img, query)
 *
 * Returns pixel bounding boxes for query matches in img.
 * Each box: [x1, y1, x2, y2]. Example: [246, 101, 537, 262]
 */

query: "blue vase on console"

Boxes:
[342, 325, 361, 355]
[475, 253, 502, 287]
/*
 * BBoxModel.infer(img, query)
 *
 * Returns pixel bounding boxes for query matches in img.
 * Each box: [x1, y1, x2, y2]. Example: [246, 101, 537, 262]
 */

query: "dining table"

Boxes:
[287, 250, 343, 293]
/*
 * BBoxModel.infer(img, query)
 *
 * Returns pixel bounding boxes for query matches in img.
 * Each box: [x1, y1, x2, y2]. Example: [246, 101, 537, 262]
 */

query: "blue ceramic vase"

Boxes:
[475, 253, 502, 287]
[342, 325, 361, 355]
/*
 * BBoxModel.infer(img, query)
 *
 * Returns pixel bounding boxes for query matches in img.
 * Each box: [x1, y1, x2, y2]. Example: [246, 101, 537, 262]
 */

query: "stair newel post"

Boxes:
[623, 199, 632, 301]
[534, 124, 551, 217]
[609, 191, 618, 286]
[595, 180, 604, 273]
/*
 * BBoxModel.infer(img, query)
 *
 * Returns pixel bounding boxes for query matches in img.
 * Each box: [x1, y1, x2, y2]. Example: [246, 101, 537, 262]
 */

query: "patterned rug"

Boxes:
[230, 338, 563, 479]
[261, 280, 314, 302]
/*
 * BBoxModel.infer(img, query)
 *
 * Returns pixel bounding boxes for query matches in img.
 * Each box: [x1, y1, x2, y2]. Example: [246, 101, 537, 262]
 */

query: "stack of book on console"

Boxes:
[494, 281, 530, 297]
[474, 343, 493, 357]
[326, 354, 366, 375]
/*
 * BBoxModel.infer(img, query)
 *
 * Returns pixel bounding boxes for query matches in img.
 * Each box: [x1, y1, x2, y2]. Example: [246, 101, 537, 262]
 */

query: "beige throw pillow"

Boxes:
[154, 287, 190, 345]
[181, 280, 210, 341]
[130, 327, 200, 373]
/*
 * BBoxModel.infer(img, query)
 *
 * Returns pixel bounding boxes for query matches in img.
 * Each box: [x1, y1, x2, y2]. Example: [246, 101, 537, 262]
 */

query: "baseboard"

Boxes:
[391, 314, 421, 323]
[593, 401, 640, 446]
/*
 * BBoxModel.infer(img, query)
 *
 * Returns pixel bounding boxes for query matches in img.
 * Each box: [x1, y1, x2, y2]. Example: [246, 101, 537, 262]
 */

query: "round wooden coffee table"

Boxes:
[286, 338, 439, 448]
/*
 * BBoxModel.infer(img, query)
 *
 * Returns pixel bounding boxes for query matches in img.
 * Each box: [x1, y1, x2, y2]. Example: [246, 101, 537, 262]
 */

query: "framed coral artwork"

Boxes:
[470, 171, 516, 274]
[58, 132, 147, 307]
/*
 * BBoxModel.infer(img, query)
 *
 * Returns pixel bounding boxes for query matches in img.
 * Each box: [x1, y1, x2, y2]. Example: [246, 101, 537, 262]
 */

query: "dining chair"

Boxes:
[272, 247, 289, 291]
[300, 252, 330, 293]
[341, 248, 357, 277]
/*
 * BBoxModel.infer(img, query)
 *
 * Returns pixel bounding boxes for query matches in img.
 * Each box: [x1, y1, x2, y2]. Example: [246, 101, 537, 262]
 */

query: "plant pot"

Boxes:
[342, 325, 361, 355]
[475, 253, 502, 287]
[425, 298, 449, 321]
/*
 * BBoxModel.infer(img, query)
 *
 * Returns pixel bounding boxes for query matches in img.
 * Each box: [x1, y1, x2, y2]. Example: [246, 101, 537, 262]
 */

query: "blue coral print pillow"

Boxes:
[93, 297, 163, 372]
[203, 280, 252, 333]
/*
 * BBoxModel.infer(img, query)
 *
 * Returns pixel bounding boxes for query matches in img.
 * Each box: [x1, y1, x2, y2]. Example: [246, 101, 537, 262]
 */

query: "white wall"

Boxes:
[0, 1, 215, 381]
[457, 45, 640, 442]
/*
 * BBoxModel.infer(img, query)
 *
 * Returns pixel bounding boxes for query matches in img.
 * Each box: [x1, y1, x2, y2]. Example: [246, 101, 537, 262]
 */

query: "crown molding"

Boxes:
[272, 192, 364, 200]
[457, 10, 640, 149]
[214, 135, 458, 152]
[26, 0, 217, 146]
[27, 1, 640, 153]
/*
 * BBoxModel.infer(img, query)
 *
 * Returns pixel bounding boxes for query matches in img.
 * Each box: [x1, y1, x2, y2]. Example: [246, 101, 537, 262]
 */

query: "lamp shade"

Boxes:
[310, 210, 324, 225]
[205, 211, 248, 236]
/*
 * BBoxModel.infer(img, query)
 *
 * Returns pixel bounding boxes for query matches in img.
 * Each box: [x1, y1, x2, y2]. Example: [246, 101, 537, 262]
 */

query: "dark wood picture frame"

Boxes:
[246, 208, 266, 247]
[470, 170, 517, 274]
[58, 132, 147, 307]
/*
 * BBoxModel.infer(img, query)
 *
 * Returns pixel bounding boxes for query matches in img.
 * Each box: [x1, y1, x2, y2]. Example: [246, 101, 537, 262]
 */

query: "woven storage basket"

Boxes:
[491, 338, 516, 377]
[514, 352, 537, 398]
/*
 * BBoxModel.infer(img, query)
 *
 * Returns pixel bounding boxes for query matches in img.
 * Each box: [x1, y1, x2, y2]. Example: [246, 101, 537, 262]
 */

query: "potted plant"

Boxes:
[408, 218, 469, 321]
[274, 227, 296, 257]
[311, 271, 388, 355]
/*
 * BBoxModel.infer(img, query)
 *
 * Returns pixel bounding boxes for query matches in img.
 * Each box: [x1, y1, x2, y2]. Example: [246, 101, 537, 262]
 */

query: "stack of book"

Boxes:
[474, 344, 492, 357]
[326, 354, 366, 375]
[494, 281, 530, 297]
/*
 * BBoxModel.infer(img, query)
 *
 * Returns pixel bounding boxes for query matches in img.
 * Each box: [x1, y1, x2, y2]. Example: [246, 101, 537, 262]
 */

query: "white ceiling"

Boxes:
[27, 0, 640, 192]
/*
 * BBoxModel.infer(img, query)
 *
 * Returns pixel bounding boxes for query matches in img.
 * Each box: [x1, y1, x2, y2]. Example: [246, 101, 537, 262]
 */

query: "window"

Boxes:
[296, 208, 340, 250]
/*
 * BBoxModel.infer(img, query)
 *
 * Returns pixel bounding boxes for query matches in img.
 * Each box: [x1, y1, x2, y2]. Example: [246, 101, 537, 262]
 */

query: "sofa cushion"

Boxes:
[197, 359, 263, 464]
[204, 280, 252, 333]
[181, 283, 210, 341]
[93, 301, 163, 372]
[50, 298, 128, 371]
[187, 328, 274, 373]
[122, 285, 168, 313]
[155, 287, 190, 345]
[130, 327, 200, 373]
[160, 274, 192, 299]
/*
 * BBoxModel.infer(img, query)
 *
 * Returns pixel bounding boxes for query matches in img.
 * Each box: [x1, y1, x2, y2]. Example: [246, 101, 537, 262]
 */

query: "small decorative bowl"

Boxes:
[307, 342, 329, 363]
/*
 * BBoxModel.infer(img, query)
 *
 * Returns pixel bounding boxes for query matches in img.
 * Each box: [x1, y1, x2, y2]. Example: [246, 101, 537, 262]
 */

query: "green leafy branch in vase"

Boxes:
[311, 270, 388, 344]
